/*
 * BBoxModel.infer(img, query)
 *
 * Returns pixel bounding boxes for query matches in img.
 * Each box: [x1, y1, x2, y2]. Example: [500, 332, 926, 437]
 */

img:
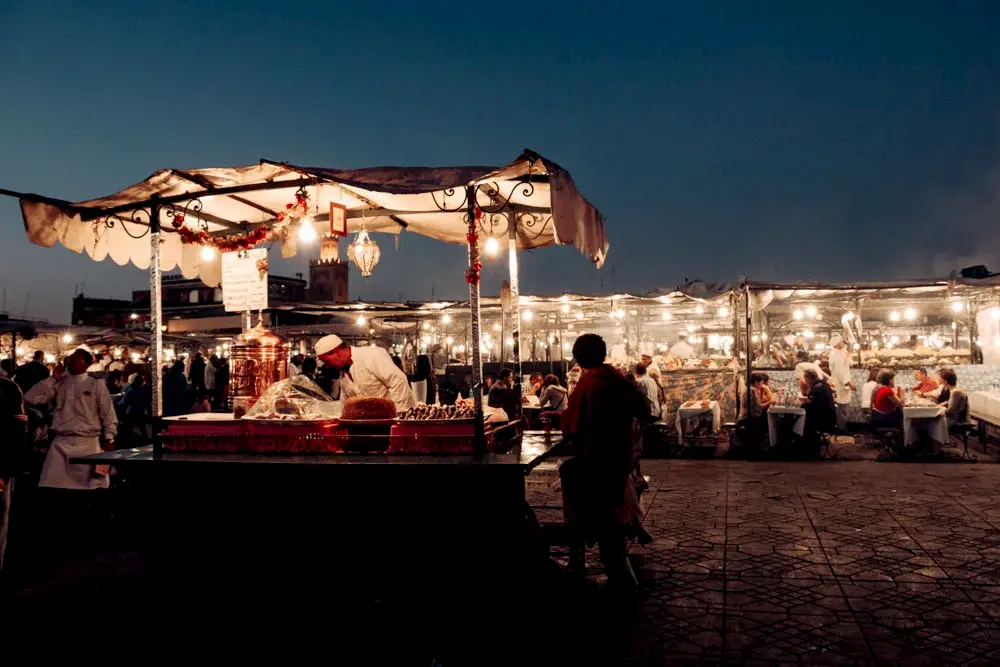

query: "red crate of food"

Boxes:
[163, 414, 246, 438]
[389, 419, 491, 454]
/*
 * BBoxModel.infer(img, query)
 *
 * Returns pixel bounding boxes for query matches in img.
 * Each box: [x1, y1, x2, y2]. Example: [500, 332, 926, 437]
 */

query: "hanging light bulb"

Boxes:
[575, 312, 584, 320]
[200, 245, 216, 262]
[441, 314, 452, 324]
[523, 310, 534, 321]
[889, 311, 901, 322]
[484, 236, 500, 256]
[298, 218, 317, 242]
[356, 315, 367, 327]
[805, 305, 817, 318]
[694, 304, 704, 314]
[793, 310, 804, 320]
[903, 307, 917, 321]
[62, 333, 73, 344]
[561, 304, 570, 314]
[951, 300, 965, 313]
[661, 311, 671, 321]
[717, 306, 729, 318]
[347, 229, 381, 277]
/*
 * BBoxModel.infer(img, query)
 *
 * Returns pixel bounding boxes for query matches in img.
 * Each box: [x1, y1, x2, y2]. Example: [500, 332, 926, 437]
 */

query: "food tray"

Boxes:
[389, 420, 488, 454]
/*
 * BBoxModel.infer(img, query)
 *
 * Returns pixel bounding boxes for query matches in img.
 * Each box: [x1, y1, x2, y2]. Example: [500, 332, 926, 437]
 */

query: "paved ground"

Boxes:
[11, 458, 1000, 665]
[614, 460, 1000, 666]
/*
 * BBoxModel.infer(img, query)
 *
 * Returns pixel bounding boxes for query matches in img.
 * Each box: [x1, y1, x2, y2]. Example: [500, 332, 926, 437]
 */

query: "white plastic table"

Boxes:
[903, 404, 948, 446]
[676, 400, 721, 444]
[767, 406, 806, 448]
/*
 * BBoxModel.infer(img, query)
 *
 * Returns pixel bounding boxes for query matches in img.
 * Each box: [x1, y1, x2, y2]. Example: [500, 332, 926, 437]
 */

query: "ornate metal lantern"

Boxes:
[347, 229, 381, 277]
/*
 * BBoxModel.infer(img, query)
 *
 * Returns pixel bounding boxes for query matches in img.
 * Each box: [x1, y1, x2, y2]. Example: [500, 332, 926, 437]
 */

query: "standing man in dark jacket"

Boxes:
[189, 352, 206, 395]
[14, 351, 50, 394]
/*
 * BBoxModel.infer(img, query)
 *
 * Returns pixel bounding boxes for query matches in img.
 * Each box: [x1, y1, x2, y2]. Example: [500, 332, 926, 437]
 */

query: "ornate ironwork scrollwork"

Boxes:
[430, 187, 469, 213]
[477, 212, 510, 238]
[474, 179, 537, 214]
[518, 212, 552, 242]
[164, 198, 206, 232]
[94, 207, 153, 240]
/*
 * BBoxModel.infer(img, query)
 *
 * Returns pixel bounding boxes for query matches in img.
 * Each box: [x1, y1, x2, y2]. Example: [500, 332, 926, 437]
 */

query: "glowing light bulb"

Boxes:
[200, 245, 216, 261]
[951, 300, 965, 313]
[803, 330, 815, 339]
[62, 334, 73, 344]
[492, 323, 501, 331]
[793, 310, 804, 320]
[484, 236, 500, 256]
[524, 310, 534, 321]
[853, 343, 861, 351]
[441, 314, 452, 324]
[575, 312, 584, 320]
[903, 307, 917, 321]
[130, 313, 138, 320]
[805, 305, 817, 318]
[661, 311, 671, 321]
[686, 324, 696, 333]
[889, 311, 901, 322]
[561, 304, 570, 314]
[423, 322, 431, 330]
[356, 315, 367, 326]
[718, 306, 729, 318]
[298, 218, 317, 242]
[694, 305, 704, 315]
[761, 333, 768, 341]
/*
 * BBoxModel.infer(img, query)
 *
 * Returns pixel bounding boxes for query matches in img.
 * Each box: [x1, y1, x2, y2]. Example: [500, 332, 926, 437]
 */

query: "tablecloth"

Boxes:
[970, 391, 1000, 424]
[677, 401, 722, 444]
[767, 406, 806, 449]
[903, 405, 948, 446]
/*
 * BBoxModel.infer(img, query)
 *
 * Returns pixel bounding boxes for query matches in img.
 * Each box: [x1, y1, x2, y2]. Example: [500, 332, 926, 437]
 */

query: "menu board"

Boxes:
[222, 248, 268, 312]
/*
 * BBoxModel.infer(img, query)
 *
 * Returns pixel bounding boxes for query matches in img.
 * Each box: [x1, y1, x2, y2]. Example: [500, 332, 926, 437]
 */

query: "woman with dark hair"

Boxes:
[861, 366, 879, 417]
[537, 374, 568, 429]
[560, 333, 648, 590]
[938, 368, 969, 428]
[411, 354, 437, 405]
[870, 369, 903, 429]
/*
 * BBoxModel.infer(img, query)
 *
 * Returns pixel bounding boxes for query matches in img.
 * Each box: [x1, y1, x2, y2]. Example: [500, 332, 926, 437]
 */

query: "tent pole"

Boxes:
[507, 211, 523, 411]
[466, 187, 486, 458]
[744, 283, 753, 419]
[149, 195, 163, 420]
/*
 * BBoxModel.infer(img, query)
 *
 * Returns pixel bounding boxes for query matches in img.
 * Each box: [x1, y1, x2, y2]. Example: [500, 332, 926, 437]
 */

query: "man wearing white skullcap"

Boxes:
[828, 334, 854, 432]
[315, 334, 415, 411]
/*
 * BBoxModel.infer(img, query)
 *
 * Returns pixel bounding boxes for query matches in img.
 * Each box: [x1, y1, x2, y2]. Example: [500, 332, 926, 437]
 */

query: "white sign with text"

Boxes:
[222, 248, 268, 312]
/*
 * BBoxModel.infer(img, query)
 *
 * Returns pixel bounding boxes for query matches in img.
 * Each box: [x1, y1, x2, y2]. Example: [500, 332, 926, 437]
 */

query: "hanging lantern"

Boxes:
[347, 229, 381, 277]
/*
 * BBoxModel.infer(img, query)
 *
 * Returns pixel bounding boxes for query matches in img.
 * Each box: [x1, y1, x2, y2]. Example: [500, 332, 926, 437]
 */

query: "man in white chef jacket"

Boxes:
[39, 349, 117, 491]
[315, 335, 416, 411]
[828, 335, 855, 433]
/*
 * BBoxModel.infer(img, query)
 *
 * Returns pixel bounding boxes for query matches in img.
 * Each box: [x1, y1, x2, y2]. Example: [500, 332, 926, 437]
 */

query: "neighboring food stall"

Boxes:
[2, 150, 608, 605]
[744, 276, 1000, 424]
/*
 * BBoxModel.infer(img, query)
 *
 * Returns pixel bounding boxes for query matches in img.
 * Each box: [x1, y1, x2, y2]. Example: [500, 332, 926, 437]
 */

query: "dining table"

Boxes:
[902, 399, 949, 447]
[676, 399, 721, 444]
[766, 405, 807, 449]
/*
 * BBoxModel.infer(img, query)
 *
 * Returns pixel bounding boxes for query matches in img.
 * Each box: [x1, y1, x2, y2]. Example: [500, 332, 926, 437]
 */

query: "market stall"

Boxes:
[744, 276, 1000, 424]
[3, 150, 607, 602]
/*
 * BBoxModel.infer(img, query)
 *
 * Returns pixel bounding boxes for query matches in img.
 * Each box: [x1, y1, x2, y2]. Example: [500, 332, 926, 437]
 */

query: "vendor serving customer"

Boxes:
[315, 335, 416, 411]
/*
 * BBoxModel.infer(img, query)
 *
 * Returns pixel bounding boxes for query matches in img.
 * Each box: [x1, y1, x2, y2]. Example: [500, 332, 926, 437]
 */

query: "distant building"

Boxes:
[73, 272, 310, 333]
[309, 235, 349, 303]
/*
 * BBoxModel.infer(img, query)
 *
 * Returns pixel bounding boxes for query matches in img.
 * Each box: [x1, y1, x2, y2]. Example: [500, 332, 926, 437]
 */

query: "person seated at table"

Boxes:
[487, 369, 520, 418]
[870, 369, 904, 430]
[937, 367, 969, 428]
[757, 373, 774, 410]
[537, 374, 569, 429]
[935, 368, 952, 406]
[795, 351, 827, 396]
[527, 372, 544, 398]
[861, 366, 879, 420]
[911, 367, 940, 399]
[801, 368, 836, 440]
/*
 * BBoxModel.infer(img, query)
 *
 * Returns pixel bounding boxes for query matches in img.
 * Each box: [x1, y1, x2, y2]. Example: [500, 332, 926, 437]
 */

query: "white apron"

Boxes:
[39, 434, 109, 490]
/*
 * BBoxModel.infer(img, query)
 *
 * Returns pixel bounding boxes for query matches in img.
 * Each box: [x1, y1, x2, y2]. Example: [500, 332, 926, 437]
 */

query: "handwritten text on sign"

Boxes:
[222, 248, 268, 312]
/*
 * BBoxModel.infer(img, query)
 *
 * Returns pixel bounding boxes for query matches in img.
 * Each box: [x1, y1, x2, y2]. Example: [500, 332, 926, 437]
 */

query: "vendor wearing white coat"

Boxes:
[39, 349, 117, 491]
[828, 335, 855, 433]
[315, 335, 416, 411]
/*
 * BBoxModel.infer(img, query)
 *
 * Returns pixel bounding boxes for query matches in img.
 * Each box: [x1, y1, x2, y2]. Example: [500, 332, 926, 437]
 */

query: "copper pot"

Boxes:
[230, 324, 289, 406]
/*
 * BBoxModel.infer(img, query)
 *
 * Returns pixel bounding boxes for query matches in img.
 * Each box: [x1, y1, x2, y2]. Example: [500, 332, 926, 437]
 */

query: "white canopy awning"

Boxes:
[9, 150, 608, 287]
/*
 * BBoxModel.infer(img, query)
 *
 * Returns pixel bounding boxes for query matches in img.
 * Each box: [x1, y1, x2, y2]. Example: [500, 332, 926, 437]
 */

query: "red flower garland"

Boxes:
[466, 207, 483, 285]
[170, 189, 309, 253]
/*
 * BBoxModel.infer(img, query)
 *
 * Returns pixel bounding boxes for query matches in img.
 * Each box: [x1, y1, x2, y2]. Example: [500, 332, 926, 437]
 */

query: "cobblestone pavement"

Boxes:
[612, 460, 1000, 666]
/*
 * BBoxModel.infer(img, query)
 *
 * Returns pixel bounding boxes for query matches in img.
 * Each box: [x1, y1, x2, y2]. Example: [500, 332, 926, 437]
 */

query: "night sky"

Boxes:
[2, 1, 999, 324]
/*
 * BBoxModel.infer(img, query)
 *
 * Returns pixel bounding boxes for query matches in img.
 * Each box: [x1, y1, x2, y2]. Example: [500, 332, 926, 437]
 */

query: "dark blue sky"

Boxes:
[2, 1, 1000, 323]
